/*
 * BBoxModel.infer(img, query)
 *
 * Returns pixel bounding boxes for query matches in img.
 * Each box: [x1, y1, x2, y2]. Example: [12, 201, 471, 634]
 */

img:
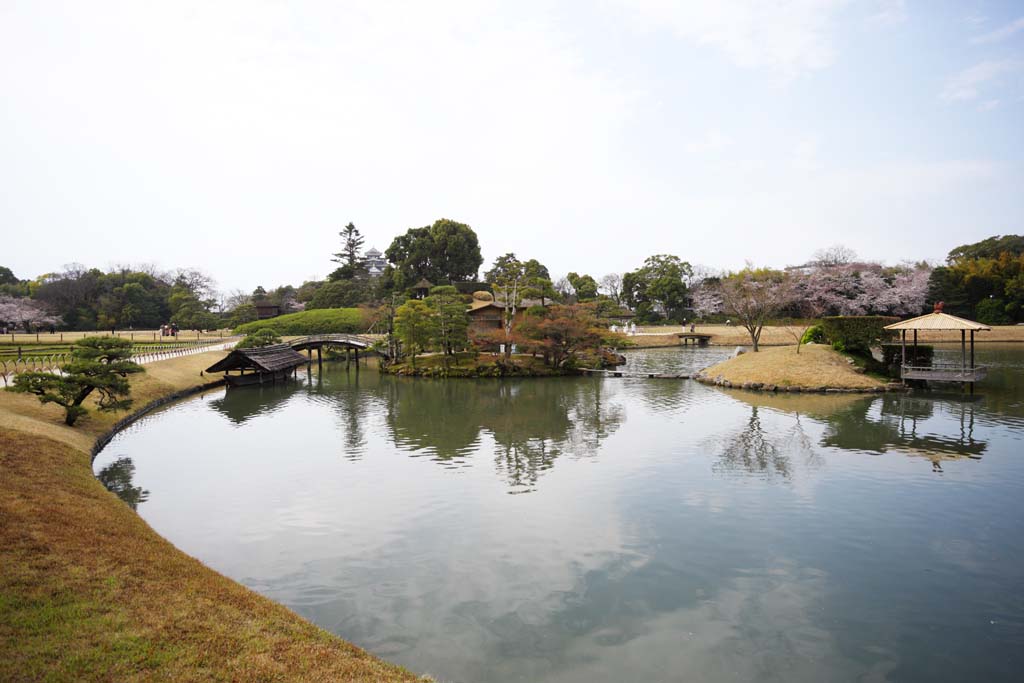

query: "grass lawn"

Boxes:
[0, 350, 423, 682]
[699, 343, 886, 390]
[2, 330, 233, 345]
[633, 323, 1024, 348]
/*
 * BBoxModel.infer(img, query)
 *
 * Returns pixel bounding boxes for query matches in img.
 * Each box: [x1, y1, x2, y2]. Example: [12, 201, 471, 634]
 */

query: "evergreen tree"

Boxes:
[9, 337, 143, 425]
[426, 285, 469, 359]
[331, 222, 366, 280]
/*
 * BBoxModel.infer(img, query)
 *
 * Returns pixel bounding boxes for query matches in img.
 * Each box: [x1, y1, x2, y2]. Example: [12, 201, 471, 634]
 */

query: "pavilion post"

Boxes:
[901, 330, 906, 384]
[970, 329, 975, 395]
[913, 330, 917, 365]
[961, 330, 966, 374]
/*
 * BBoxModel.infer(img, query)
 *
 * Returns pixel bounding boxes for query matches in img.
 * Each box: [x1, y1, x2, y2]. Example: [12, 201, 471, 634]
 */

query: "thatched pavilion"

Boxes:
[206, 344, 307, 386]
[884, 303, 990, 390]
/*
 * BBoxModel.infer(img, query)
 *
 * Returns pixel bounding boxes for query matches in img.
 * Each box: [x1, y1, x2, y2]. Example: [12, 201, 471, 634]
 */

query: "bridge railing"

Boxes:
[288, 334, 389, 357]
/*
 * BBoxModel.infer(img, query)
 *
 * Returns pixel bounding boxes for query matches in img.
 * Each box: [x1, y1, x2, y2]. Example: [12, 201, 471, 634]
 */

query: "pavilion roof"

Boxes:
[883, 311, 990, 331]
[206, 344, 307, 373]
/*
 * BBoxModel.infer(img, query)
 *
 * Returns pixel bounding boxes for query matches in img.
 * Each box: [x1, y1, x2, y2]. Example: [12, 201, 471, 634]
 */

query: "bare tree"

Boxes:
[553, 276, 574, 300]
[715, 267, 793, 352]
[812, 244, 858, 267]
[598, 273, 623, 305]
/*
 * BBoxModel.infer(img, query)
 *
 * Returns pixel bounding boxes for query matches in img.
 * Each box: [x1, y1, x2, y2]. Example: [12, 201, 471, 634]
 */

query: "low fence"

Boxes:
[2, 330, 233, 344]
[1, 338, 238, 387]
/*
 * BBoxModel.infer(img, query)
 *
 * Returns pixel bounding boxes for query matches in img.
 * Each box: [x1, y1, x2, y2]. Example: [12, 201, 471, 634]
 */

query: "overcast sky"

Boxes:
[2, 0, 1022, 293]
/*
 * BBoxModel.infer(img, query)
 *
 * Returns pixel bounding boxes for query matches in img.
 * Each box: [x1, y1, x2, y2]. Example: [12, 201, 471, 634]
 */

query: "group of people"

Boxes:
[610, 322, 639, 336]
[159, 323, 179, 337]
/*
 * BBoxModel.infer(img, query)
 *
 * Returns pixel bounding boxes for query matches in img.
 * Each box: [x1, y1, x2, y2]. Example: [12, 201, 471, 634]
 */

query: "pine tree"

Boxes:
[9, 336, 143, 425]
[331, 222, 366, 280]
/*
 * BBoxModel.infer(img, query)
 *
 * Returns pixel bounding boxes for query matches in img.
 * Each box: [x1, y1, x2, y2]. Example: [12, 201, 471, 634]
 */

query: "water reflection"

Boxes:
[722, 389, 988, 471]
[386, 378, 625, 492]
[821, 394, 986, 468]
[90, 347, 1024, 683]
[96, 456, 149, 510]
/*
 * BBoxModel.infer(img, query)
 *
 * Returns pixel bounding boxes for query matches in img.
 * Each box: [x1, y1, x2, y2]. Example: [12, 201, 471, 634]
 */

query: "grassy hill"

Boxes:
[235, 308, 371, 336]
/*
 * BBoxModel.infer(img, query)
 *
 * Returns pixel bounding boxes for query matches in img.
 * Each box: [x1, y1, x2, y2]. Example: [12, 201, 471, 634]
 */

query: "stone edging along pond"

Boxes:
[692, 370, 908, 394]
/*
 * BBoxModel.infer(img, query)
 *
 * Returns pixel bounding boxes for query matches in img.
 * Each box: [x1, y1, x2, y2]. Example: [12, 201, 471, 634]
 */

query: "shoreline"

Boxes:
[690, 344, 902, 394]
[0, 350, 423, 682]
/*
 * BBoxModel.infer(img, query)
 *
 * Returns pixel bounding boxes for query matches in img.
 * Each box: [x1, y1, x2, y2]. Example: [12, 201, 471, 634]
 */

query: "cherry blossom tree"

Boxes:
[0, 296, 61, 332]
[715, 268, 793, 352]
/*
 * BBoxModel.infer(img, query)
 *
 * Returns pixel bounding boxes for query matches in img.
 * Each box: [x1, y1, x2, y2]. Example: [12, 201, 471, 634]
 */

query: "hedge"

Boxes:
[821, 316, 898, 355]
[234, 308, 370, 336]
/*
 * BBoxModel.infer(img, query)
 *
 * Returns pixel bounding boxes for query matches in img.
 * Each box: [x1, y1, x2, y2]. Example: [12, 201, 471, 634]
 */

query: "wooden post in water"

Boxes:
[317, 346, 322, 373]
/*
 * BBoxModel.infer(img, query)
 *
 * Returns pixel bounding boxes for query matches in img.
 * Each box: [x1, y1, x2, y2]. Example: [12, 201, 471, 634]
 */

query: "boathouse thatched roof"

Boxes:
[206, 344, 307, 374]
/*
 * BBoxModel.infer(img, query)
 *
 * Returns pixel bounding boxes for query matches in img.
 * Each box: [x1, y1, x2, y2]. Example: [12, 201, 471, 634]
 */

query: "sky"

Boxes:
[2, 0, 1023, 293]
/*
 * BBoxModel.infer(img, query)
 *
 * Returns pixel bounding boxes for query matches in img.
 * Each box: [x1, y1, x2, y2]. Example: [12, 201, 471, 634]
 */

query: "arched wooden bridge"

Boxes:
[288, 334, 386, 370]
[289, 334, 382, 353]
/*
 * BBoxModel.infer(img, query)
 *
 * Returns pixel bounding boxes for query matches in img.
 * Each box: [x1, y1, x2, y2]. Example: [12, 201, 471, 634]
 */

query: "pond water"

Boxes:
[94, 345, 1024, 682]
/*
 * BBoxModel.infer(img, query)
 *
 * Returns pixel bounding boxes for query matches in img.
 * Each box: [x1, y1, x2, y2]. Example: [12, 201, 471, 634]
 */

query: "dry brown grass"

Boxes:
[0, 351, 422, 682]
[633, 323, 1024, 348]
[701, 343, 885, 390]
[628, 324, 811, 348]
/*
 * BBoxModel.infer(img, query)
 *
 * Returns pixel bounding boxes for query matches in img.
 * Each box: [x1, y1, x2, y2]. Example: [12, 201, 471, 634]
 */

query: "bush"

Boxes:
[237, 328, 282, 348]
[234, 308, 370, 336]
[800, 324, 825, 345]
[307, 280, 372, 309]
[821, 316, 898, 355]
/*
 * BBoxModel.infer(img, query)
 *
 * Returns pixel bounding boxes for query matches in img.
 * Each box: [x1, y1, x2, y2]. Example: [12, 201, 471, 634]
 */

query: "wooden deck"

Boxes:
[902, 364, 988, 383]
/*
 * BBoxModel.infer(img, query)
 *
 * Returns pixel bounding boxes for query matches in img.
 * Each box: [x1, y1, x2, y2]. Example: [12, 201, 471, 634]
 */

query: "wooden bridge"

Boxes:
[288, 334, 386, 371]
[577, 367, 692, 379]
[677, 332, 713, 347]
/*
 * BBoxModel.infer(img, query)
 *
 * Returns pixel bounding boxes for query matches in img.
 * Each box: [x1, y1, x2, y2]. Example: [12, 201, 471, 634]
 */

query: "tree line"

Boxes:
[2, 220, 1016, 337]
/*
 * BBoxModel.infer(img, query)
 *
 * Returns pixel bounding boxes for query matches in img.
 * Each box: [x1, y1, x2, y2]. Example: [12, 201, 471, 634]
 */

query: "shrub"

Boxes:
[821, 316, 898, 355]
[234, 308, 370, 336]
[237, 328, 282, 348]
[800, 324, 825, 345]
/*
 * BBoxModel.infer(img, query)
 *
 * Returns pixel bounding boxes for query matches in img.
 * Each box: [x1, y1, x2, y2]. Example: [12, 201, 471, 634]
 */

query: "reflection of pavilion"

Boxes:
[723, 390, 986, 471]
[208, 381, 303, 425]
[821, 394, 985, 468]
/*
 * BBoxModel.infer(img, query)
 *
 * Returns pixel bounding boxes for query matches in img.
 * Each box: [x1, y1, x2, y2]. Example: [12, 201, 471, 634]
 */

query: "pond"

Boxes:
[94, 345, 1024, 682]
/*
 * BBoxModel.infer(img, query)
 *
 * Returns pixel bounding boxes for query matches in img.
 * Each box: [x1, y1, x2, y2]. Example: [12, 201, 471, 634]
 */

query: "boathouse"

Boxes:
[206, 344, 307, 386]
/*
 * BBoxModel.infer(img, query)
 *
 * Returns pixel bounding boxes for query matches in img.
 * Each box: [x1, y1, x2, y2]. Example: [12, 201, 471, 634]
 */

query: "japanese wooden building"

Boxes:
[206, 344, 307, 386]
[884, 304, 990, 391]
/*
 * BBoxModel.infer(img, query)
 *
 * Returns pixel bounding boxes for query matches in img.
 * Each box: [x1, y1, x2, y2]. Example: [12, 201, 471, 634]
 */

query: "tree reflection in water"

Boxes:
[96, 456, 149, 510]
[821, 394, 986, 469]
[711, 405, 791, 478]
[385, 378, 624, 493]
